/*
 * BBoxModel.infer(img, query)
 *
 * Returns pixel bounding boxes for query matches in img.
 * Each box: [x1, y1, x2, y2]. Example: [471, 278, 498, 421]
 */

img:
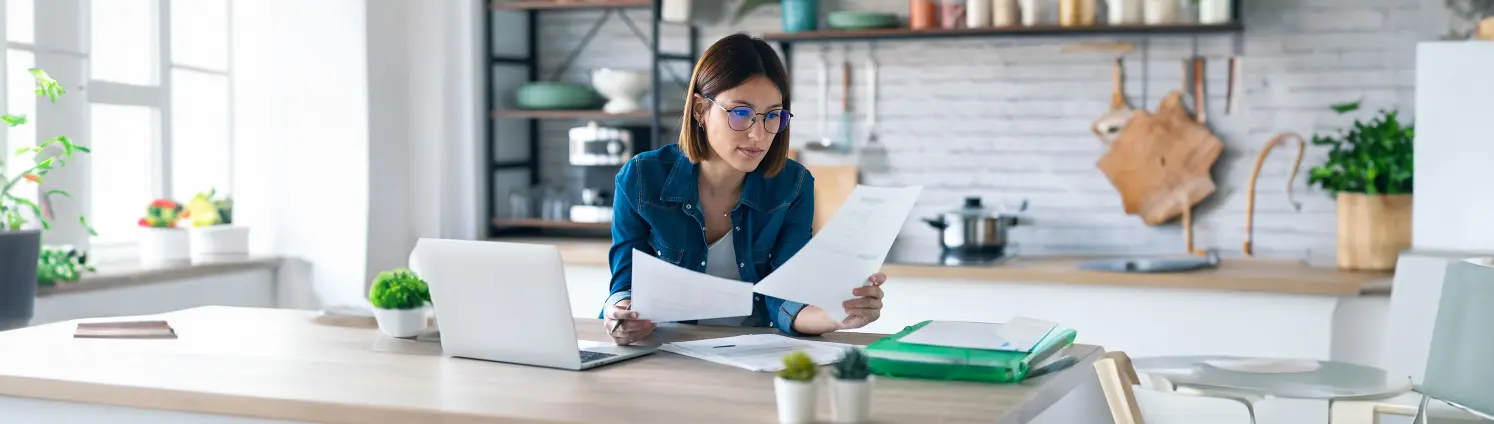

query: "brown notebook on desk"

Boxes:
[74, 320, 178, 339]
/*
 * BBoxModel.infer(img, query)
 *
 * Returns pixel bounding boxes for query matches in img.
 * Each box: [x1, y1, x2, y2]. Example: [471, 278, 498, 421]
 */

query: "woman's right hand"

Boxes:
[604, 300, 655, 345]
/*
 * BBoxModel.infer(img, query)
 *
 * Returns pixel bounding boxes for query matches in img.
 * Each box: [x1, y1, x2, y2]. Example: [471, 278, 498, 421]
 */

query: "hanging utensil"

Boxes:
[859, 41, 888, 172]
[1193, 57, 1207, 124]
[835, 47, 854, 154]
[1091, 57, 1136, 147]
[807, 46, 833, 151]
[1243, 132, 1307, 256]
[1226, 56, 1239, 115]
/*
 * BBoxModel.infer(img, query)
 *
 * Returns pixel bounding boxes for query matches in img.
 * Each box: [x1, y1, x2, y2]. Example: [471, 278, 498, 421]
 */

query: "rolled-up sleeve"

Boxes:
[601, 159, 651, 318]
[763, 166, 815, 336]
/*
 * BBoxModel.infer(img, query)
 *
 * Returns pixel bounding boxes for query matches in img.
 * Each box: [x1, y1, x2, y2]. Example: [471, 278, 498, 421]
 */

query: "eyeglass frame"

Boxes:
[698, 95, 794, 134]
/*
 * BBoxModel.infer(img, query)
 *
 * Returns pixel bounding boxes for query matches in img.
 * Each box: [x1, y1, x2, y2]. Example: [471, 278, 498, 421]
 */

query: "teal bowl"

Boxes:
[827, 11, 900, 30]
[515, 82, 600, 110]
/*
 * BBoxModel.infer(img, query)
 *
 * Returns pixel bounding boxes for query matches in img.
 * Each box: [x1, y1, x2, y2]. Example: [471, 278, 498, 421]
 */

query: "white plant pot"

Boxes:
[189, 225, 250, 262]
[373, 306, 426, 338]
[774, 377, 818, 424]
[831, 377, 874, 423]
[139, 227, 191, 266]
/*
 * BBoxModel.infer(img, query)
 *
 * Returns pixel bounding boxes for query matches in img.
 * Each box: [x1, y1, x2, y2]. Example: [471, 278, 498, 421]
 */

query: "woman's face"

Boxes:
[694, 75, 784, 173]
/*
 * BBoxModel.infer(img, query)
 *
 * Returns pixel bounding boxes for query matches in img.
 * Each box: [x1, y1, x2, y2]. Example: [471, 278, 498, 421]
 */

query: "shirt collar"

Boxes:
[660, 154, 765, 211]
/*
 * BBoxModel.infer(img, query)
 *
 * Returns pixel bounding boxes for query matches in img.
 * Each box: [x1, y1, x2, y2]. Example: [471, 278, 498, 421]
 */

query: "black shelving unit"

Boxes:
[484, 0, 698, 237]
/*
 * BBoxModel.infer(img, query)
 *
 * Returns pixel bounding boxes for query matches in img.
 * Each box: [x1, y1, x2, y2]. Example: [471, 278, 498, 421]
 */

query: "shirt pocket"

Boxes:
[648, 236, 684, 266]
[752, 243, 774, 276]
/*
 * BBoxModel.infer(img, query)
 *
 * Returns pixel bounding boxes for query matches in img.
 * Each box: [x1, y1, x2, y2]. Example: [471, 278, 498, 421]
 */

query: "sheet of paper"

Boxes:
[630, 248, 754, 323]
[899, 318, 1059, 352]
[997, 316, 1058, 352]
[751, 185, 923, 322]
[661, 334, 851, 372]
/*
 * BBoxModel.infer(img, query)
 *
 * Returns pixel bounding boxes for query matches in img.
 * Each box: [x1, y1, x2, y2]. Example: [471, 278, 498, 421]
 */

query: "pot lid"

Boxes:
[940, 196, 1028, 218]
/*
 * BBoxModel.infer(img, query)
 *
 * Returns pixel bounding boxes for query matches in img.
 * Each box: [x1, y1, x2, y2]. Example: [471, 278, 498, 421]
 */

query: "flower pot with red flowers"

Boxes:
[138, 199, 189, 266]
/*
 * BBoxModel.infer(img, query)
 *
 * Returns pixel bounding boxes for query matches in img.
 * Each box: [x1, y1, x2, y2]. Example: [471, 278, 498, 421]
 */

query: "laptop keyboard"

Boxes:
[580, 350, 617, 363]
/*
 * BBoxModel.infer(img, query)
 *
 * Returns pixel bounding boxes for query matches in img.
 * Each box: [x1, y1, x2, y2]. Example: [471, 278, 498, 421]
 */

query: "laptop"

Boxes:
[411, 238, 657, 370]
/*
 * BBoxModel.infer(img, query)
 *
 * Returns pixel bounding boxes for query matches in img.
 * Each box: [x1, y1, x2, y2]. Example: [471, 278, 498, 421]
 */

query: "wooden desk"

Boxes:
[0, 306, 1105, 424]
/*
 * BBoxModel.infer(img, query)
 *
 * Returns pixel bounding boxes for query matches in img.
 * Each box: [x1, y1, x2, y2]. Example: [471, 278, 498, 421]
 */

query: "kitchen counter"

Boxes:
[498, 237, 1392, 297]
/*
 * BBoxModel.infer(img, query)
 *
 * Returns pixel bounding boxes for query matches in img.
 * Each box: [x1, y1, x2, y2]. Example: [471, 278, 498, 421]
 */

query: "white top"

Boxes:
[697, 231, 750, 327]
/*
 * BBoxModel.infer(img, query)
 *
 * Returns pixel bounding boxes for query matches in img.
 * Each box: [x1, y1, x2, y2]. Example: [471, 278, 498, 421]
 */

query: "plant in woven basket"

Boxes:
[833, 347, 870, 380]
[1306, 101, 1414, 196]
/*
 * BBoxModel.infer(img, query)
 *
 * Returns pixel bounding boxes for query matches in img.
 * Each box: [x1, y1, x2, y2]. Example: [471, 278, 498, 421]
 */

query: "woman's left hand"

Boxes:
[838, 272, 886, 330]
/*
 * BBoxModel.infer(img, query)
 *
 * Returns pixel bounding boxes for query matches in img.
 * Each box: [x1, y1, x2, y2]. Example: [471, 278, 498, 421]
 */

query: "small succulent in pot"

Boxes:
[832, 347, 870, 380]
[368, 268, 432, 338]
[777, 350, 818, 381]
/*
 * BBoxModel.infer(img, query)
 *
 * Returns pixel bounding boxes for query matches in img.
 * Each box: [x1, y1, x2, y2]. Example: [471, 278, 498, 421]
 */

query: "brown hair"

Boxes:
[679, 33, 792, 177]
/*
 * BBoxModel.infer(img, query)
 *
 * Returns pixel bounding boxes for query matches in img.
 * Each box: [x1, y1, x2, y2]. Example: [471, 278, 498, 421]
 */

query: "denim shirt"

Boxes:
[602, 144, 816, 336]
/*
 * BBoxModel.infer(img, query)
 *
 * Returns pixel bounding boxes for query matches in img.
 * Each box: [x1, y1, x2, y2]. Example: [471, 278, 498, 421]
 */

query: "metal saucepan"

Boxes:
[922, 197, 1028, 256]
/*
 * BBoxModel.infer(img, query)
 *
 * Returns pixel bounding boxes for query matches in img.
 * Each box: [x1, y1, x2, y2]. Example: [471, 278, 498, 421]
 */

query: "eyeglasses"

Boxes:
[704, 97, 792, 134]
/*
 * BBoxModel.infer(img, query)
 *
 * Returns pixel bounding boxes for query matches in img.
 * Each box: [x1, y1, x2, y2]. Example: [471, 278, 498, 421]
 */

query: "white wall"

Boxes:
[232, 0, 370, 308]
[233, 0, 484, 307]
[363, 0, 485, 284]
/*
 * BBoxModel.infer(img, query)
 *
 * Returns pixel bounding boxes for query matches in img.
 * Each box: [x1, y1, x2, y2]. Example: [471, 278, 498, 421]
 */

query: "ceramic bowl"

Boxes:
[591, 69, 650, 114]
[515, 82, 599, 110]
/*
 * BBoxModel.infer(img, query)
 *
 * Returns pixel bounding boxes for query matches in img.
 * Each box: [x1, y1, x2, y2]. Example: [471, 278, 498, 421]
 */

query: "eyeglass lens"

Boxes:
[724, 106, 790, 134]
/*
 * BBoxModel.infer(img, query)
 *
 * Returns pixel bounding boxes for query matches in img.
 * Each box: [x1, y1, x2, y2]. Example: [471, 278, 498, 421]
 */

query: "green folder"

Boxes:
[864, 320, 1077, 383]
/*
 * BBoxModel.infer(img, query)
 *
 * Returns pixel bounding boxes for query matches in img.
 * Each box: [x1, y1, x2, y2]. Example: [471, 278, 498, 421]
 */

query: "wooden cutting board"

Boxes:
[1096, 90, 1224, 226]
[805, 164, 859, 234]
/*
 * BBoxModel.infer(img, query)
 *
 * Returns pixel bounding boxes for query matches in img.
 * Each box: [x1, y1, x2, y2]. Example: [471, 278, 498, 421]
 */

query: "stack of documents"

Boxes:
[659, 334, 854, 372]
[898, 317, 1059, 353]
[863, 317, 1077, 383]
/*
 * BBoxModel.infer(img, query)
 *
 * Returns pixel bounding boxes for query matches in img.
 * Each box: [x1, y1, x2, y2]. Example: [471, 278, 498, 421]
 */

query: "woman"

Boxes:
[602, 33, 887, 345]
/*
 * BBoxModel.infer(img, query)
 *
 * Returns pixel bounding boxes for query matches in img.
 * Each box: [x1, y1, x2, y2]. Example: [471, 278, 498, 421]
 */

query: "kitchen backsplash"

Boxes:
[500, 0, 1441, 263]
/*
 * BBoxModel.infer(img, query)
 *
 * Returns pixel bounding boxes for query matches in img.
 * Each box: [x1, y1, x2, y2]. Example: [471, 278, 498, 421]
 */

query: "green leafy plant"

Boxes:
[832, 347, 870, 380]
[368, 268, 431, 310]
[1307, 101, 1414, 196]
[138, 199, 184, 228]
[776, 350, 818, 381]
[183, 187, 233, 227]
[37, 245, 93, 286]
[0, 67, 93, 234]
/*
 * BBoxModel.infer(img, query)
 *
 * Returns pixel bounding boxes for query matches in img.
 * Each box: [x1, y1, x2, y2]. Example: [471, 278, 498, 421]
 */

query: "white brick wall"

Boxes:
[497, 0, 1440, 263]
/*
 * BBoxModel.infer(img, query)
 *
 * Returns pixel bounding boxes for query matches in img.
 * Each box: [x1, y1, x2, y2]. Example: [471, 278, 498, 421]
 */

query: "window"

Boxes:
[2, 1, 233, 259]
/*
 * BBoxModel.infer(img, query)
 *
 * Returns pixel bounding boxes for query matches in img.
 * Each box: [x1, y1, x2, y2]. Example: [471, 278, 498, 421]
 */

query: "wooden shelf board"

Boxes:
[491, 109, 677, 120]
[492, 218, 610, 230]
[762, 23, 1243, 42]
[489, 0, 653, 11]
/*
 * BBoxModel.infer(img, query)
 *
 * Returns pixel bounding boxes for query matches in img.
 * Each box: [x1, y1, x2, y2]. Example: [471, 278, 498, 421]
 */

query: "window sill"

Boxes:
[36, 256, 285, 298]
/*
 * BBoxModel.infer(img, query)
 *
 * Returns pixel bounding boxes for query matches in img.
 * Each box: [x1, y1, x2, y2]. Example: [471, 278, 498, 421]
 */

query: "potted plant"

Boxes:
[774, 350, 819, 424]
[368, 268, 431, 338]
[0, 67, 92, 331]
[37, 245, 93, 287]
[183, 188, 248, 262]
[137, 199, 190, 266]
[830, 347, 873, 423]
[1308, 101, 1414, 271]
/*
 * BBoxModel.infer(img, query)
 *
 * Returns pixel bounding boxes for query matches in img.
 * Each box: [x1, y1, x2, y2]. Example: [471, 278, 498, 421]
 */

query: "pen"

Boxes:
[609, 304, 631, 333]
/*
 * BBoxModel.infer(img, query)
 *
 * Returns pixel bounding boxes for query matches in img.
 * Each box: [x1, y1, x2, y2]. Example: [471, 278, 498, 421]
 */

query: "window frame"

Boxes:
[1, 0, 234, 266]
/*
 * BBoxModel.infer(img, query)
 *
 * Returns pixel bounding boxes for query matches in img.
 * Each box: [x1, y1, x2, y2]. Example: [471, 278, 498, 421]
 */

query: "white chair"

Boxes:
[1095, 350, 1256, 424]
[1328, 253, 1494, 424]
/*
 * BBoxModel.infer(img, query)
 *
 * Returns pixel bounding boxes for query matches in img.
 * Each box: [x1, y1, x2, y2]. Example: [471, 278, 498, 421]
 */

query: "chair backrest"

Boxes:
[1094, 351, 1256, 424]
[1420, 258, 1494, 415]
